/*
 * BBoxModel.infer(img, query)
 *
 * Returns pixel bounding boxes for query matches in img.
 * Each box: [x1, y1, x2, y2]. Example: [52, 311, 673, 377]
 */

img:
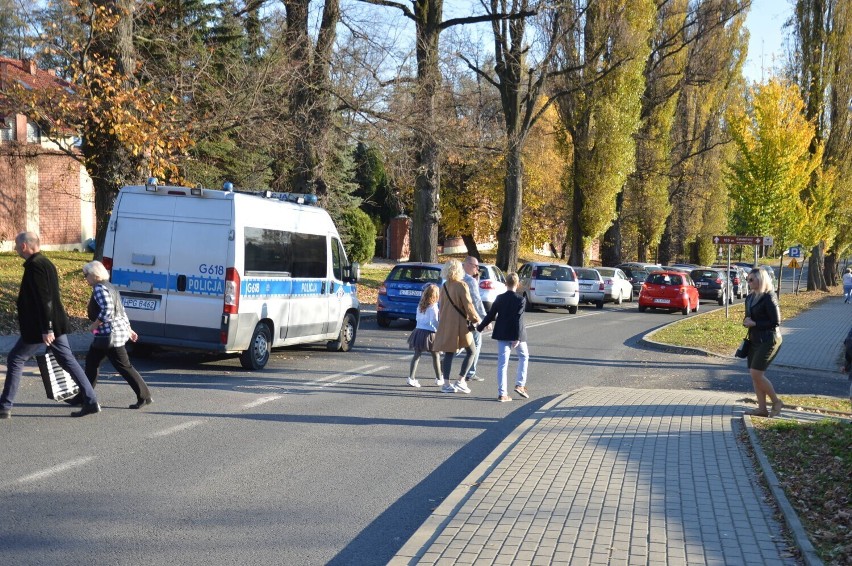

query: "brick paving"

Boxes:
[390, 389, 798, 565]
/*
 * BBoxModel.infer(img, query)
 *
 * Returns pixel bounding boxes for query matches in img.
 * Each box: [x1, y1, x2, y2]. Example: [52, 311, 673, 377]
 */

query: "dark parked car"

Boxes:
[714, 265, 748, 299]
[690, 267, 732, 305]
[618, 266, 651, 296]
[376, 262, 443, 327]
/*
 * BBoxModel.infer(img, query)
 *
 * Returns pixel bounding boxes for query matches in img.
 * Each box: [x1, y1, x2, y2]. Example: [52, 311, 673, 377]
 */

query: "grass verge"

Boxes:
[751, 417, 852, 565]
[651, 287, 841, 356]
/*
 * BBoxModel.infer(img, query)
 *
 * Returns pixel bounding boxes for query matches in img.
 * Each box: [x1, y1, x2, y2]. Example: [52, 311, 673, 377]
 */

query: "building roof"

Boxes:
[0, 56, 72, 94]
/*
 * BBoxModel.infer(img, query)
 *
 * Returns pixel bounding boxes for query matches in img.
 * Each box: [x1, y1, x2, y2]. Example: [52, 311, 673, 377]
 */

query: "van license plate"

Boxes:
[398, 289, 421, 296]
[123, 298, 159, 311]
[546, 297, 564, 304]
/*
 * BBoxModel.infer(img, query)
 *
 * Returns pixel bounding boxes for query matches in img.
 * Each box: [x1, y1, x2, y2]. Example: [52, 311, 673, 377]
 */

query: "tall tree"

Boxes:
[725, 80, 825, 253]
[552, 0, 655, 266]
[789, 0, 852, 287]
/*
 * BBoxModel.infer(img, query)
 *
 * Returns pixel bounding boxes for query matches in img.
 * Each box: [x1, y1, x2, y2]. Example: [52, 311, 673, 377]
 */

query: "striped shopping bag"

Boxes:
[36, 348, 80, 402]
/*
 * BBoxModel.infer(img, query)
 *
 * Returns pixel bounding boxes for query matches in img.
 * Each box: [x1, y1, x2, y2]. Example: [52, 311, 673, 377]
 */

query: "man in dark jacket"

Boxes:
[0, 232, 99, 419]
[477, 272, 529, 402]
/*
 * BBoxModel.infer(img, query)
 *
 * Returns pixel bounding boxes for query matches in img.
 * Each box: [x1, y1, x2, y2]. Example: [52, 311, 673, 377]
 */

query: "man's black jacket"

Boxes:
[17, 252, 71, 343]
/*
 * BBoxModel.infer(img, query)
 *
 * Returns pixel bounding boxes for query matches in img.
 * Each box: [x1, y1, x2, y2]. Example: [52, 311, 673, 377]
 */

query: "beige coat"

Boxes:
[432, 280, 481, 352]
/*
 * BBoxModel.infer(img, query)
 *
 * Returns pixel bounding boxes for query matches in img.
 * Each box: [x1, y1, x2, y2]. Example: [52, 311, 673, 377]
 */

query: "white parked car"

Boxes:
[517, 262, 580, 314]
[596, 267, 634, 304]
[575, 267, 606, 309]
[477, 263, 508, 311]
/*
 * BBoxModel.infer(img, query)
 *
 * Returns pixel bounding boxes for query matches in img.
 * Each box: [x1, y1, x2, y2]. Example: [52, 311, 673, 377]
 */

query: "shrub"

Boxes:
[339, 207, 377, 264]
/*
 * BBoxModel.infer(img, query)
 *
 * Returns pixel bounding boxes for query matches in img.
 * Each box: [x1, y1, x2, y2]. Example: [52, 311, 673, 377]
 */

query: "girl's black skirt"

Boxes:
[407, 328, 435, 352]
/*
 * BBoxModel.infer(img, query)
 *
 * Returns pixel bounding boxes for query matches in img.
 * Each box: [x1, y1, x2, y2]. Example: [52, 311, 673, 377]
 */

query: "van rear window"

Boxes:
[244, 227, 327, 278]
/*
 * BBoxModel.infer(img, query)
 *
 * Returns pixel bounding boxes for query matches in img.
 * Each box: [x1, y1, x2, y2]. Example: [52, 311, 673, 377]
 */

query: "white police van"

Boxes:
[101, 180, 361, 369]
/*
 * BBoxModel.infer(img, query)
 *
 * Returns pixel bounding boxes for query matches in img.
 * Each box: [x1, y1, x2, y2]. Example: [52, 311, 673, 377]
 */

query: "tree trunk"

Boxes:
[824, 250, 837, 285]
[569, 173, 585, 266]
[462, 234, 480, 260]
[807, 242, 828, 291]
[601, 190, 623, 265]
[496, 140, 524, 272]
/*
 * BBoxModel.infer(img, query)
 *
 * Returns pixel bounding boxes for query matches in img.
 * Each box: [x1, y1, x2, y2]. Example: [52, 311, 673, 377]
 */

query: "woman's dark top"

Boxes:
[746, 291, 781, 344]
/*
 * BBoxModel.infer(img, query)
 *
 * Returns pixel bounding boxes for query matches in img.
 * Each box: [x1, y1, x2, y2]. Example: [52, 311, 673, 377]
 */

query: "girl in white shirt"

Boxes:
[842, 268, 852, 303]
[406, 284, 443, 387]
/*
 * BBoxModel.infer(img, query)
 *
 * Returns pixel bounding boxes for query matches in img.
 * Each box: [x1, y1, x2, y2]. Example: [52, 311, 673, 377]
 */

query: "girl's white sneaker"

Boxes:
[407, 378, 422, 388]
[435, 377, 445, 386]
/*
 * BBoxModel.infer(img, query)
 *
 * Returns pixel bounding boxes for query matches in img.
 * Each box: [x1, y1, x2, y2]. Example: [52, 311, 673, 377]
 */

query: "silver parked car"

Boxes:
[575, 267, 606, 309]
[477, 263, 508, 311]
[596, 267, 634, 304]
[517, 262, 580, 314]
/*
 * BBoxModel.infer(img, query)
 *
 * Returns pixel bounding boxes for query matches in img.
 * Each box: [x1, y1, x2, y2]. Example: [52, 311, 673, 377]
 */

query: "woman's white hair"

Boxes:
[83, 260, 110, 283]
[442, 259, 465, 282]
[748, 267, 772, 297]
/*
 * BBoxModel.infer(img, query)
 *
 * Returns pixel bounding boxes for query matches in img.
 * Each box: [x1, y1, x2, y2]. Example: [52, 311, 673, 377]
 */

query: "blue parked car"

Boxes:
[377, 262, 443, 327]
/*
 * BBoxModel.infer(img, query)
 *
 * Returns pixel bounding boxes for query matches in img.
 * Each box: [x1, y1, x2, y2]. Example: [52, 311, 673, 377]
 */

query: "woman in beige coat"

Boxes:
[433, 259, 481, 394]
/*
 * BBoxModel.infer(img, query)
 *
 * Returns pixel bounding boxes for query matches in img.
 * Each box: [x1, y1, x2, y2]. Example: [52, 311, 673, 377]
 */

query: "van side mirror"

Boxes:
[347, 262, 360, 284]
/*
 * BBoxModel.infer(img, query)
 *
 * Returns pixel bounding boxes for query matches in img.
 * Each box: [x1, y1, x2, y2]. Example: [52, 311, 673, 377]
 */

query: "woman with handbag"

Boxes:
[432, 259, 481, 394]
[83, 261, 153, 409]
[742, 267, 783, 417]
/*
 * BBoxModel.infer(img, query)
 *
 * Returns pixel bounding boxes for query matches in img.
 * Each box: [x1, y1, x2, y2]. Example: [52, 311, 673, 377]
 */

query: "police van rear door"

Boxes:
[107, 190, 174, 337]
[165, 197, 233, 344]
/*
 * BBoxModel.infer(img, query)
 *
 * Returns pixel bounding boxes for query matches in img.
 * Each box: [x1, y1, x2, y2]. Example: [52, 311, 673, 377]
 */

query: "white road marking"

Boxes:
[311, 363, 376, 383]
[16, 456, 95, 484]
[319, 365, 390, 388]
[149, 420, 203, 438]
[242, 395, 283, 409]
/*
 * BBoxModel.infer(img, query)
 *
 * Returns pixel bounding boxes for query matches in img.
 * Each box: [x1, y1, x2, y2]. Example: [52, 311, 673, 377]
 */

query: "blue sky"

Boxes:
[743, 0, 793, 83]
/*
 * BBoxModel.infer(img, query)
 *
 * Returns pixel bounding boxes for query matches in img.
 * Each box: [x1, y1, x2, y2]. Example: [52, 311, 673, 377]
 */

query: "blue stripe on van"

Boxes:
[111, 269, 170, 291]
[241, 278, 329, 298]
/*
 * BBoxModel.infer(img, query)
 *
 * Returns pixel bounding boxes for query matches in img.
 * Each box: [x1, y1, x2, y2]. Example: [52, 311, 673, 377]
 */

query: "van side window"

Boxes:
[245, 227, 293, 274]
[332, 238, 344, 281]
[244, 228, 327, 278]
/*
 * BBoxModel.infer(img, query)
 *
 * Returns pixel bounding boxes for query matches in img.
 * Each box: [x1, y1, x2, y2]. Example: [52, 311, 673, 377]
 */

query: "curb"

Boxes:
[742, 415, 824, 566]
[640, 314, 722, 358]
[388, 392, 577, 565]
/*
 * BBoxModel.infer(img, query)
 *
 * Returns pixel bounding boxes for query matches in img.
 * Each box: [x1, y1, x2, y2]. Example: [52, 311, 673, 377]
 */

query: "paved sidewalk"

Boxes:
[773, 295, 849, 372]
[390, 388, 797, 566]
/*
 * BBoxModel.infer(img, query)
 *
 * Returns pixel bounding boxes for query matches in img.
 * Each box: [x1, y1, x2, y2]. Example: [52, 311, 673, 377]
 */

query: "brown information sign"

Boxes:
[712, 235, 764, 245]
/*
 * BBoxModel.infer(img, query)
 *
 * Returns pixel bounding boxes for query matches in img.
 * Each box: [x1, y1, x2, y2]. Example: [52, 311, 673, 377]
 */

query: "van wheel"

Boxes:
[596, 301, 604, 309]
[328, 312, 357, 352]
[377, 313, 390, 328]
[240, 323, 271, 370]
[568, 305, 578, 314]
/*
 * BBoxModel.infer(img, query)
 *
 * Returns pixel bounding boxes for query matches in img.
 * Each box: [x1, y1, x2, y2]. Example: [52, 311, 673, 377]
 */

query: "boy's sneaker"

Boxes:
[454, 380, 471, 394]
[514, 385, 529, 399]
[435, 377, 445, 386]
[441, 383, 457, 393]
[497, 395, 512, 402]
[407, 378, 421, 388]
[468, 374, 485, 382]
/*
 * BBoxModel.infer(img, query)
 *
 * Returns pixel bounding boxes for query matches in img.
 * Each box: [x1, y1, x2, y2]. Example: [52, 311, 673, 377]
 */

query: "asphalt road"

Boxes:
[0, 295, 844, 565]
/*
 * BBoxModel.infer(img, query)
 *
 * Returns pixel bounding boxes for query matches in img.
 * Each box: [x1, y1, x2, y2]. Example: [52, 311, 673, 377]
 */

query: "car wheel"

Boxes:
[718, 293, 725, 306]
[377, 313, 391, 328]
[682, 303, 691, 315]
[614, 291, 622, 305]
[638, 305, 647, 312]
[568, 305, 578, 314]
[694, 299, 699, 312]
[240, 322, 271, 370]
[628, 289, 634, 303]
[596, 301, 604, 309]
[328, 311, 357, 352]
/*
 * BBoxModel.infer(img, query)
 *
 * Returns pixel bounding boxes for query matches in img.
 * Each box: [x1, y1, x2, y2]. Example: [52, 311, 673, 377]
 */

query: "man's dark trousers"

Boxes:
[0, 334, 98, 411]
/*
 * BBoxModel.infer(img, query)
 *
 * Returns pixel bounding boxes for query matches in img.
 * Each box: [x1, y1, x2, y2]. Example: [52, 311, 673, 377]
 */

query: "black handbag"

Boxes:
[735, 338, 751, 358]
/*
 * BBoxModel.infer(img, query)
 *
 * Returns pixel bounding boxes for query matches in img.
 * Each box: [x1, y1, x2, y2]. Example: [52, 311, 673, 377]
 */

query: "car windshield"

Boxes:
[692, 270, 719, 279]
[632, 270, 649, 281]
[648, 273, 682, 286]
[576, 269, 599, 280]
[597, 269, 615, 277]
[388, 266, 441, 283]
[535, 266, 572, 281]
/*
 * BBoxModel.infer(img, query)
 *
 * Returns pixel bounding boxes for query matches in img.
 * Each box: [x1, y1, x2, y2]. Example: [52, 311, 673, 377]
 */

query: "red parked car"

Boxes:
[638, 270, 700, 315]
